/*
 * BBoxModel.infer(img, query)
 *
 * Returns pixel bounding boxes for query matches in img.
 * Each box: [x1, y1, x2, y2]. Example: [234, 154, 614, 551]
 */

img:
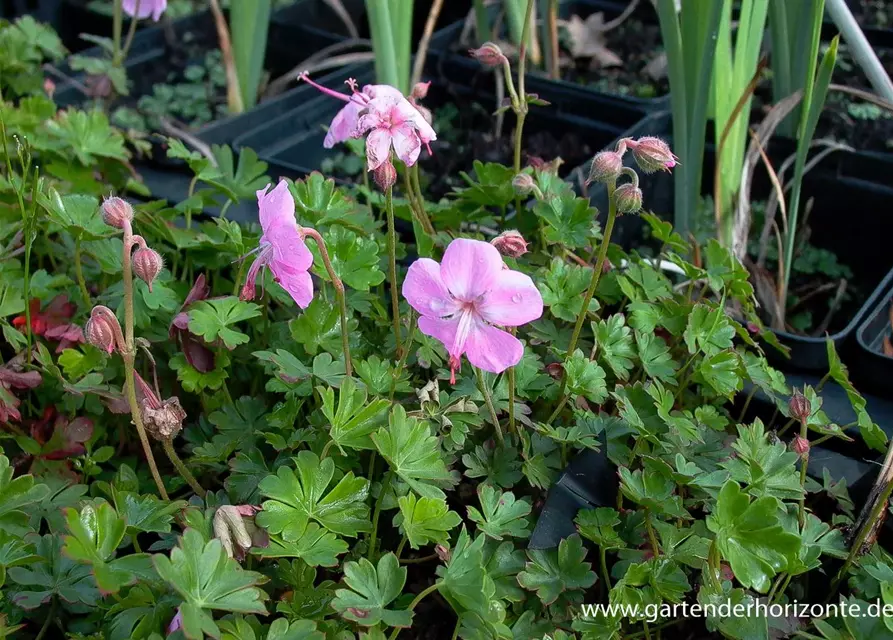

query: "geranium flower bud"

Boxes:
[587, 151, 623, 185]
[614, 183, 643, 214]
[435, 544, 451, 563]
[374, 161, 397, 191]
[793, 435, 810, 457]
[101, 196, 133, 229]
[85, 315, 115, 354]
[789, 389, 810, 422]
[511, 173, 542, 199]
[546, 362, 564, 379]
[491, 230, 529, 258]
[86, 306, 122, 354]
[410, 81, 431, 101]
[133, 247, 163, 292]
[469, 42, 508, 68]
[627, 136, 678, 174]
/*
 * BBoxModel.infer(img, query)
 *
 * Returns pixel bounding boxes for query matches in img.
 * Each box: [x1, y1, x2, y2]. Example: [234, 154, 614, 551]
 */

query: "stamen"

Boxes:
[298, 71, 351, 103]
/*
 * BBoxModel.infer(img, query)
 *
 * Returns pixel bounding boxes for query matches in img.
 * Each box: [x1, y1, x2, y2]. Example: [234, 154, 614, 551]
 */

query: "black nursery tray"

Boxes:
[855, 283, 893, 398]
[429, 0, 670, 118]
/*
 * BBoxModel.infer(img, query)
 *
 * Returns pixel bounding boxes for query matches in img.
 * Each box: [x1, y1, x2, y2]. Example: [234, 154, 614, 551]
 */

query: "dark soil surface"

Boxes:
[849, 0, 893, 28]
[818, 43, 893, 154]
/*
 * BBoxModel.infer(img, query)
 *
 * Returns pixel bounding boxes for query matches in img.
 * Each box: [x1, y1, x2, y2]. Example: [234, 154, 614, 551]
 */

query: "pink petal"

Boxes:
[441, 239, 503, 301]
[418, 315, 461, 357]
[395, 99, 436, 144]
[403, 259, 459, 318]
[326, 102, 362, 148]
[257, 181, 296, 233]
[123, 0, 166, 20]
[273, 266, 314, 309]
[391, 126, 421, 167]
[363, 85, 406, 101]
[266, 224, 313, 273]
[478, 270, 543, 326]
[365, 128, 392, 171]
[465, 324, 524, 373]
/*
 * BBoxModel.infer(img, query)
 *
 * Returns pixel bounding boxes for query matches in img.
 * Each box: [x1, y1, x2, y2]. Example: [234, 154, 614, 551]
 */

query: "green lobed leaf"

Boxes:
[257, 450, 371, 539]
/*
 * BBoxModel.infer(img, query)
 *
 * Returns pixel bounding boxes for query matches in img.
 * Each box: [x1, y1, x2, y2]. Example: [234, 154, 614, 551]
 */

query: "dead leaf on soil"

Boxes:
[561, 14, 622, 67]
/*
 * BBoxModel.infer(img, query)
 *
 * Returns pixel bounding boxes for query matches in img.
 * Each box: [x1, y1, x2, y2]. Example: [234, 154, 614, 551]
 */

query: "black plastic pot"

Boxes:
[429, 0, 669, 119]
[268, 0, 472, 56]
[581, 112, 893, 372]
[855, 282, 893, 397]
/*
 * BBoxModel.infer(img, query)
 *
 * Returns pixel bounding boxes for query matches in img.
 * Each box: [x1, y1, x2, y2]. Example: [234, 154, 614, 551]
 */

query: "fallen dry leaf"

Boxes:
[561, 14, 623, 67]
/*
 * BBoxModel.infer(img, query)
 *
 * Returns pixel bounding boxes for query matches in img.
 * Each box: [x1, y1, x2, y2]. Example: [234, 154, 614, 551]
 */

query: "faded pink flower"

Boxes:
[123, 0, 167, 21]
[300, 73, 436, 168]
[240, 180, 314, 309]
[402, 238, 543, 383]
[356, 94, 437, 169]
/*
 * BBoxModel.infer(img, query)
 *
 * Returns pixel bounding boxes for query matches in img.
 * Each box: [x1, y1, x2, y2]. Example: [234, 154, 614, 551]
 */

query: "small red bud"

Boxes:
[793, 435, 810, 457]
[410, 81, 431, 101]
[435, 544, 451, 563]
[85, 315, 116, 354]
[101, 196, 133, 229]
[546, 362, 564, 379]
[627, 136, 678, 174]
[587, 151, 623, 185]
[614, 183, 643, 214]
[746, 321, 760, 334]
[85, 306, 121, 354]
[789, 389, 811, 422]
[511, 173, 542, 200]
[469, 42, 508, 68]
[373, 161, 397, 191]
[133, 247, 163, 292]
[491, 230, 528, 258]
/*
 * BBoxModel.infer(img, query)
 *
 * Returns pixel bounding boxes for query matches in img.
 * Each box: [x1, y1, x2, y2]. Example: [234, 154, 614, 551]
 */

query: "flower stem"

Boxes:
[120, 0, 141, 62]
[368, 470, 394, 561]
[112, 0, 123, 65]
[565, 179, 616, 359]
[395, 535, 407, 560]
[644, 510, 660, 556]
[303, 228, 352, 376]
[475, 367, 504, 445]
[34, 596, 57, 640]
[390, 312, 416, 401]
[122, 220, 168, 501]
[410, 164, 435, 235]
[162, 438, 206, 497]
[599, 546, 611, 591]
[74, 237, 90, 308]
[798, 417, 810, 528]
[827, 442, 893, 601]
[388, 583, 441, 640]
[385, 186, 401, 358]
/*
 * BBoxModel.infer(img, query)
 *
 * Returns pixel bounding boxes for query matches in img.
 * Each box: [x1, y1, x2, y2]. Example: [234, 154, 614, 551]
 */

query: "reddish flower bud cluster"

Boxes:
[491, 230, 529, 258]
[469, 42, 508, 68]
[101, 196, 133, 229]
[133, 247, 163, 292]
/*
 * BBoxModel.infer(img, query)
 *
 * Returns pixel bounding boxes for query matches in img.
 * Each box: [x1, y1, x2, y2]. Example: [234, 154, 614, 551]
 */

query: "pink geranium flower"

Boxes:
[123, 0, 167, 21]
[300, 73, 436, 168]
[402, 238, 543, 383]
[356, 94, 436, 170]
[240, 180, 314, 308]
